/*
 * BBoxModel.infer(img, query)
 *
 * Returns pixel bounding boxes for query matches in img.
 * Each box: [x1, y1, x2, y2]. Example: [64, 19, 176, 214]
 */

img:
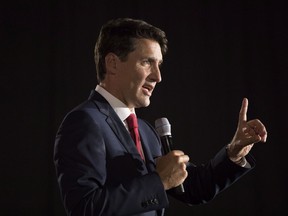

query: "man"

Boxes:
[54, 18, 267, 216]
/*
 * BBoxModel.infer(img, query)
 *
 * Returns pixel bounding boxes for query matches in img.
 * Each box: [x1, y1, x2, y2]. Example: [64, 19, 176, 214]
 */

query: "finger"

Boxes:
[250, 134, 262, 144]
[239, 98, 248, 124]
[179, 155, 190, 163]
[253, 129, 267, 142]
[170, 150, 185, 156]
[247, 120, 268, 142]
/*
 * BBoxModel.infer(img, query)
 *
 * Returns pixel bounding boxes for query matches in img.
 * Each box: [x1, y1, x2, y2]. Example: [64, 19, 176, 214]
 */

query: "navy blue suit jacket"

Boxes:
[54, 90, 255, 216]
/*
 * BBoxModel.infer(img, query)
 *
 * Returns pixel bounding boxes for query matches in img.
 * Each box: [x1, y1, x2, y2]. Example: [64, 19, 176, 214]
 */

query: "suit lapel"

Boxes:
[88, 90, 143, 159]
[138, 120, 162, 172]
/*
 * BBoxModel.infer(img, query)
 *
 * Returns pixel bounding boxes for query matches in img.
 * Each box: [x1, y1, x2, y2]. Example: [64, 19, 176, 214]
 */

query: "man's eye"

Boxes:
[143, 60, 151, 65]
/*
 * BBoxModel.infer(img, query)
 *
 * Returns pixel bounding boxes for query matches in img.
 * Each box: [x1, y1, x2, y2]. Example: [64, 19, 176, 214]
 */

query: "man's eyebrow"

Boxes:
[146, 57, 163, 64]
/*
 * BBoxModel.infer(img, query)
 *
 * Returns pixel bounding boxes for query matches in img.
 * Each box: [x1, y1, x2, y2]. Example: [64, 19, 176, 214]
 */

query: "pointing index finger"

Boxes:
[239, 98, 248, 123]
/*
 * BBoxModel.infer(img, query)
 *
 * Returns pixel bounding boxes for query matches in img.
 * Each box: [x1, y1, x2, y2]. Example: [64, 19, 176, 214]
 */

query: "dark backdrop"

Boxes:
[1, 0, 287, 215]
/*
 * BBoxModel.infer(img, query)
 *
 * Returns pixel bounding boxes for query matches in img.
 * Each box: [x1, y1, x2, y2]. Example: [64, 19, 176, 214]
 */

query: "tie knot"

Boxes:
[126, 113, 138, 130]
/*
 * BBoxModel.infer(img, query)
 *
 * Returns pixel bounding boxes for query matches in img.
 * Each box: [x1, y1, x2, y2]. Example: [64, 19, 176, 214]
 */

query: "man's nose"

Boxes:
[151, 65, 162, 83]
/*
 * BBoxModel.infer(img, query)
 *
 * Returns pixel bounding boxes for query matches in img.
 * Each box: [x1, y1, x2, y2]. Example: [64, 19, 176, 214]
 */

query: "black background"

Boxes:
[1, 0, 287, 215]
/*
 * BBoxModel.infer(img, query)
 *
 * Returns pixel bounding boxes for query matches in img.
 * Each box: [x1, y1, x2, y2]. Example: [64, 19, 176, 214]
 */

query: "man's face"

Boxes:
[114, 38, 163, 108]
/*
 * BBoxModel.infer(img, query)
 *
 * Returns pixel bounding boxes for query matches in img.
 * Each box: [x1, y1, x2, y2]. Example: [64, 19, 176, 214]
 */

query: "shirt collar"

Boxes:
[95, 85, 135, 122]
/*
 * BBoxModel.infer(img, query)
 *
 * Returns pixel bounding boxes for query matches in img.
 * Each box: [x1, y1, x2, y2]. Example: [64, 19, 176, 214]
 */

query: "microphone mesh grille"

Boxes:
[155, 117, 171, 136]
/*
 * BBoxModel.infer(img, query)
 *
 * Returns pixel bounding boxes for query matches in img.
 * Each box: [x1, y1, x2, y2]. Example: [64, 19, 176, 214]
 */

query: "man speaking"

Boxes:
[54, 18, 268, 216]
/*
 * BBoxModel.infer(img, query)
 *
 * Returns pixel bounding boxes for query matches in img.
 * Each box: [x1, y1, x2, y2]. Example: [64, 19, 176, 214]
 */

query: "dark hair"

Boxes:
[94, 18, 168, 82]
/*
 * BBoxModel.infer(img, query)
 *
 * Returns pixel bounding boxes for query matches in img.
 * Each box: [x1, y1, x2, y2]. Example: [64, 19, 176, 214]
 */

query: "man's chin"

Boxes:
[135, 99, 150, 108]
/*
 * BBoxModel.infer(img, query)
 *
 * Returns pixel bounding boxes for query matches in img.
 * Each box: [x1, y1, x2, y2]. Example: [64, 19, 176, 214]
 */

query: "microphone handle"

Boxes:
[160, 135, 185, 194]
[174, 183, 185, 194]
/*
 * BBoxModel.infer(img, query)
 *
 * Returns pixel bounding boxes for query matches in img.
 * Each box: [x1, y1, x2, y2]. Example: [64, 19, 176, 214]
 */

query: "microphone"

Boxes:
[155, 117, 185, 194]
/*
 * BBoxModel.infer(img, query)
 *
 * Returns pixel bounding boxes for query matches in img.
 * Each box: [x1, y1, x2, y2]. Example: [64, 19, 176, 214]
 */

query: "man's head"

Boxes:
[94, 18, 168, 82]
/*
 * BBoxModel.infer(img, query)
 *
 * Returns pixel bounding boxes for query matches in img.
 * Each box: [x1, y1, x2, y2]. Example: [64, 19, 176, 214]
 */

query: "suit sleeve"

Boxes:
[54, 110, 169, 216]
[168, 146, 255, 205]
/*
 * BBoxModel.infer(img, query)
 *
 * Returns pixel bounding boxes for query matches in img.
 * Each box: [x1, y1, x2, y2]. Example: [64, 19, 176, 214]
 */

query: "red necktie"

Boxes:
[126, 113, 145, 160]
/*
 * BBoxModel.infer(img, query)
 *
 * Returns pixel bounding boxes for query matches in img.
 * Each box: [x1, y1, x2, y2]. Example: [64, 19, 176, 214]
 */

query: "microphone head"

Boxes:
[155, 117, 171, 136]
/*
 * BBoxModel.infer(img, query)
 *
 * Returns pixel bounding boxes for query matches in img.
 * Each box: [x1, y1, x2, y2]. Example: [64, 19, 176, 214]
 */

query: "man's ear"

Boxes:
[105, 53, 118, 74]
